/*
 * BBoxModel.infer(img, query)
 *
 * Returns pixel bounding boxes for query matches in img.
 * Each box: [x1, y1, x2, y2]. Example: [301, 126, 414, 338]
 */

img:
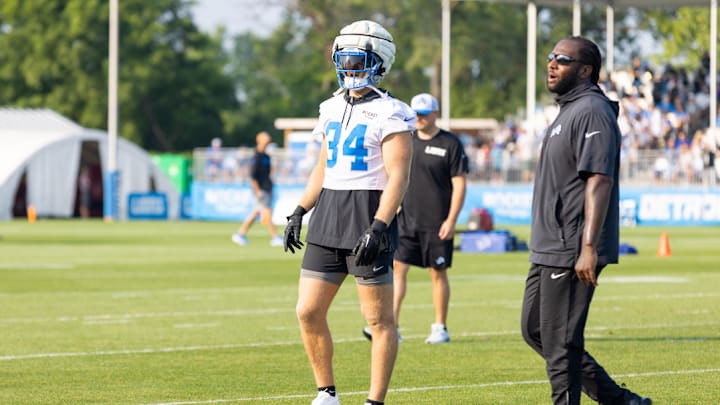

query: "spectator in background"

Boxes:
[515, 124, 537, 183]
[78, 166, 92, 219]
[205, 137, 224, 181]
[704, 127, 719, 185]
[231, 131, 283, 247]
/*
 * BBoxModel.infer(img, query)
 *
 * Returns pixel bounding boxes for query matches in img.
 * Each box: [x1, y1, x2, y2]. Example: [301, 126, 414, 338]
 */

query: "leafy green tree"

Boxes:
[222, 16, 333, 146]
[642, 6, 711, 70]
[0, 0, 237, 151]
[224, 0, 636, 135]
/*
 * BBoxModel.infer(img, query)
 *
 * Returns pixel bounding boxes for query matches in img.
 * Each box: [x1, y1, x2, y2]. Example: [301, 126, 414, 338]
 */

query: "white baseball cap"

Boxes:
[410, 93, 439, 115]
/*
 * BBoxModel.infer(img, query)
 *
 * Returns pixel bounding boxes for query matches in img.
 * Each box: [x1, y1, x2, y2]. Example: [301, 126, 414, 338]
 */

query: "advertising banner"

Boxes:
[190, 182, 720, 226]
[127, 192, 168, 220]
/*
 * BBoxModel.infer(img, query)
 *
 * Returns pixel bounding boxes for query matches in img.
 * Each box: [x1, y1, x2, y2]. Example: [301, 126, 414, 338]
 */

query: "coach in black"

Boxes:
[520, 36, 651, 405]
[363, 93, 468, 344]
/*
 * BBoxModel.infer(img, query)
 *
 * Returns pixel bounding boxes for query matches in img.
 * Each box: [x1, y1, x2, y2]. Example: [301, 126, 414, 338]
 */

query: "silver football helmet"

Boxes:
[332, 20, 396, 90]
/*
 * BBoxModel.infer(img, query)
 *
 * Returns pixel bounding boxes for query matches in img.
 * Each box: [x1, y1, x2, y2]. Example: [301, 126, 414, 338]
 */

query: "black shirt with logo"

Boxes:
[399, 129, 468, 232]
[251, 151, 273, 193]
[530, 83, 621, 268]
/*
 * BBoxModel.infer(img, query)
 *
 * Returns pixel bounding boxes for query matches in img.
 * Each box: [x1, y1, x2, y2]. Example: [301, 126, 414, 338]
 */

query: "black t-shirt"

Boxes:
[250, 151, 273, 193]
[530, 83, 621, 267]
[399, 129, 468, 232]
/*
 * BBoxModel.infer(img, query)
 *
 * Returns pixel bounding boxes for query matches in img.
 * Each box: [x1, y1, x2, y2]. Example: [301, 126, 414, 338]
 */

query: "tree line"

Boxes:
[0, 0, 709, 151]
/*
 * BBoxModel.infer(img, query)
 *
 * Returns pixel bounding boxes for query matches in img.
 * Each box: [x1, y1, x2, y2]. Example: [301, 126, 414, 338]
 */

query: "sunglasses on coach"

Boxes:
[547, 52, 580, 66]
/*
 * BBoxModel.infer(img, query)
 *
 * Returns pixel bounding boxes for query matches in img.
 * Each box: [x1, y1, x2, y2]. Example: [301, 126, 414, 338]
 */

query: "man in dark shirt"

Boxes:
[520, 36, 651, 405]
[363, 93, 468, 344]
[232, 131, 282, 246]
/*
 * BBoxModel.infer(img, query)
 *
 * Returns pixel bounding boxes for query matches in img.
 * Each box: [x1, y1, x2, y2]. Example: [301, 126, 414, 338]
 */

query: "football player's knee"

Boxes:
[364, 311, 394, 328]
[296, 303, 322, 325]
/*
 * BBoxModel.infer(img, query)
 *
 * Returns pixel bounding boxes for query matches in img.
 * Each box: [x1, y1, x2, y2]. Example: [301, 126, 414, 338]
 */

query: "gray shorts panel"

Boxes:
[255, 191, 272, 210]
[300, 268, 392, 286]
[301, 243, 394, 286]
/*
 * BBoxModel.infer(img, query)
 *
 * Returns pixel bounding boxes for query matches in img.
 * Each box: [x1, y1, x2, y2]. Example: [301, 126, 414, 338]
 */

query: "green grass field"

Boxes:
[0, 220, 718, 404]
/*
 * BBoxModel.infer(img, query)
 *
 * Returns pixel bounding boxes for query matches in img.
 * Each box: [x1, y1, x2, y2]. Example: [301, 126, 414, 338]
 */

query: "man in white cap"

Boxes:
[363, 93, 468, 344]
[282, 20, 414, 405]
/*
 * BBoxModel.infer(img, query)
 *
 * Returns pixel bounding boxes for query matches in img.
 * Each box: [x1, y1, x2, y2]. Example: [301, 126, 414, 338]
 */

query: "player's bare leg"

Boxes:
[296, 276, 342, 388]
[429, 268, 450, 325]
[237, 208, 260, 235]
[392, 260, 411, 328]
[260, 207, 279, 238]
[358, 282, 398, 402]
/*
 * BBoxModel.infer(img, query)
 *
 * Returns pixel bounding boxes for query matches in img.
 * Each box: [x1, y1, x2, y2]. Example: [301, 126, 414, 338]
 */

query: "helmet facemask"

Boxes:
[331, 20, 395, 91]
[333, 47, 384, 90]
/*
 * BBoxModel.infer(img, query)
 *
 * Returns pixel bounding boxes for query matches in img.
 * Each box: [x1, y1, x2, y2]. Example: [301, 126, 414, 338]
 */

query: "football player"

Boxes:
[283, 20, 414, 405]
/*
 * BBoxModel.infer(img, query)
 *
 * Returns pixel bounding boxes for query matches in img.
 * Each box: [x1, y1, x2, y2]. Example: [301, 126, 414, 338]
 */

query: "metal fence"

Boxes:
[193, 146, 719, 187]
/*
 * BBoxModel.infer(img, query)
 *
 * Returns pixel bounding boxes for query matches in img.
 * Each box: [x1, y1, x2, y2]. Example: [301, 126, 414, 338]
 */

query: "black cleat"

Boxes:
[621, 388, 652, 405]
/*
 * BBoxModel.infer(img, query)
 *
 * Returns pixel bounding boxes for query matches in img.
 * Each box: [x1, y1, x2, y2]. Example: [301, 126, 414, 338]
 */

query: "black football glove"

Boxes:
[353, 219, 389, 266]
[284, 205, 307, 254]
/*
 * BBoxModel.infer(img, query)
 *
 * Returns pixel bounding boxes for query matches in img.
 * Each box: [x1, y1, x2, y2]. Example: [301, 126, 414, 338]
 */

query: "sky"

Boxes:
[191, 0, 286, 37]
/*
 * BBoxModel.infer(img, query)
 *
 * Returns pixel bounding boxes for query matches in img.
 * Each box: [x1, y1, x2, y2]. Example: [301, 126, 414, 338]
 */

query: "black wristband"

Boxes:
[370, 219, 388, 233]
[293, 205, 308, 216]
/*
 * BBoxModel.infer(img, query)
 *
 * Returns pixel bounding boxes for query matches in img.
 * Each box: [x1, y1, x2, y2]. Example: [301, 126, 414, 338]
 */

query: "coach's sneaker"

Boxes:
[231, 232, 248, 246]
[362, 326, 372, 341]
[270, 236, 284, 247]
[361, 326, 402, 342]
[424, 323, 450, 344]
[620, 388, 652, 405]
[311, 390, 340, 405]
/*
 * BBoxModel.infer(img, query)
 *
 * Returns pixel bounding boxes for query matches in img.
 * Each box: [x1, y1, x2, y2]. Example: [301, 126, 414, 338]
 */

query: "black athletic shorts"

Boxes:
[302, 242, 394, 279]
[394, 229, 453, 270]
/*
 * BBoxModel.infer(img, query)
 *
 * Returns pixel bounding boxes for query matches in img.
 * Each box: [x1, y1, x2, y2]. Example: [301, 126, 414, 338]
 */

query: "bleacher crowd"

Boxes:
[464, 55, 719, 187]
[196, 56, 719, 187]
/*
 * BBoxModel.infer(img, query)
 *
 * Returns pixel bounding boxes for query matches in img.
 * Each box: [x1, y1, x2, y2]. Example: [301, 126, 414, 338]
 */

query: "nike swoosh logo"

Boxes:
[585, 131, 601, 138]
[550, 272, 567, 280]
[373, 265, 384, 272]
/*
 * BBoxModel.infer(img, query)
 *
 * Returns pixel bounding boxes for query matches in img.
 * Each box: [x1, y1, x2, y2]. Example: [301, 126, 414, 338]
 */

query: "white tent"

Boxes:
[0, 108, 179, 220]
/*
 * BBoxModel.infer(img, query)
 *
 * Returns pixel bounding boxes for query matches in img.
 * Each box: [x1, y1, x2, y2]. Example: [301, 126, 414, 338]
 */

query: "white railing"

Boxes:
[193, 146, 719, 187]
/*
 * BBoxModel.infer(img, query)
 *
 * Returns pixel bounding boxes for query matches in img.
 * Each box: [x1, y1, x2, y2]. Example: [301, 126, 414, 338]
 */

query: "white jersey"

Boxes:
[312, 90, 416, 190]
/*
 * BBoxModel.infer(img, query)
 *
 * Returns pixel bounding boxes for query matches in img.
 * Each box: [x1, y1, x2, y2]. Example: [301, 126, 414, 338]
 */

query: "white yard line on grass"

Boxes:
[0, 274, 711, 299]
[173, 323, 219, 329]
[2, 321, 719, 361]
[0, 308, 291, 324]
[0, 263, 74, 270]
[2, 291, 720, 325]
[83, 319, 130, 325]
[0, 341, 299, 361]
[142, 368, 720, 404]
[601, 276, 688, 283]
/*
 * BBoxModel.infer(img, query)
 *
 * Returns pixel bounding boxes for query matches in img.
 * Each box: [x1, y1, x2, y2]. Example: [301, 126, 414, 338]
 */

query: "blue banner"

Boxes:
[190, 182, 720, 226]
[190, 182, 307, 222]
[459, 185, 720, 227]
[463, 185, 533, 225]
[179, 193, 192, 219]
[127, 193, 168, 220]
[624, 188, 720, 226]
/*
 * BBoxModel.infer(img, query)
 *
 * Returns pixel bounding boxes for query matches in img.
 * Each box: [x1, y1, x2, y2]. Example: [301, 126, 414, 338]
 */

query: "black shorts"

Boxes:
[301, 243, 394, 279]
[394, 229, 453, 270]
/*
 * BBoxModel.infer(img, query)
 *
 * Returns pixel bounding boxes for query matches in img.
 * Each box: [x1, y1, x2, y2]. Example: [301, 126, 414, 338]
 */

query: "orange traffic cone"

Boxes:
[27, 205, 37, 223]
[657, 231, 671, 257]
